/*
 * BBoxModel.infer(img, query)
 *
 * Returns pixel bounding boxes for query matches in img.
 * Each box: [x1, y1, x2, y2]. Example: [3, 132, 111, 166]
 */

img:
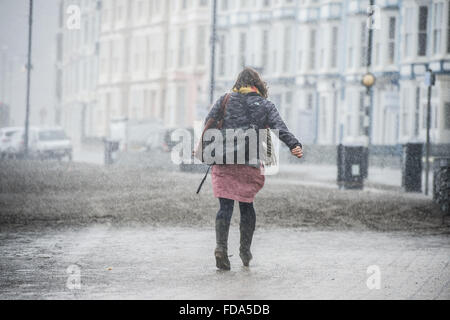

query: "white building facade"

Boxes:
[58, 0, 450, 146]
[214, 0, 450, 146]
[57, 0, 101, 143]
[398, 0, 450, 145]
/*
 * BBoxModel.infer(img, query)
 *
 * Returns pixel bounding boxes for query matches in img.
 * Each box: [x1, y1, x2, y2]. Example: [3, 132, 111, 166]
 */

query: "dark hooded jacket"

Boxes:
[205, 92, 302, 150]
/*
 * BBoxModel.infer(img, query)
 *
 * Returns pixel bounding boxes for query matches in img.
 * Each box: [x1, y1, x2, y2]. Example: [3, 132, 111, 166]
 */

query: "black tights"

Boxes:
[216, 198, 256, 229]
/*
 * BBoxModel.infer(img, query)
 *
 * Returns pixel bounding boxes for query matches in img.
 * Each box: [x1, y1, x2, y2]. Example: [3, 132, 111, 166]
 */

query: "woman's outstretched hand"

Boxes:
[291, 146, 303, 159]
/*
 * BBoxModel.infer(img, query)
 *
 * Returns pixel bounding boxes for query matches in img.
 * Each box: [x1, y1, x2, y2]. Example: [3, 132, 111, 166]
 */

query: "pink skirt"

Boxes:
[211, 164, 265, 203]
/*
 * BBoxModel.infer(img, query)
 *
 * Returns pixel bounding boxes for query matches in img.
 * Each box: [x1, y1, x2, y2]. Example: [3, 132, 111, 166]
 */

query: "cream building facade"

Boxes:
[96, 0, 210, 137]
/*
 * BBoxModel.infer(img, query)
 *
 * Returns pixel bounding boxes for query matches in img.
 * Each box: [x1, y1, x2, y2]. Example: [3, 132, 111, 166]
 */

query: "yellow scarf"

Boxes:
[233, 86, 261, 96]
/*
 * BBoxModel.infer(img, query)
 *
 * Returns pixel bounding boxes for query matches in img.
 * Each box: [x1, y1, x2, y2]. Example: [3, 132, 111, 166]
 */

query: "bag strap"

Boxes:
[200, 93, 230, 138]
[196, 165, 211, 194]
[195, 93, 230, 158]
[195, 94, 230, 194]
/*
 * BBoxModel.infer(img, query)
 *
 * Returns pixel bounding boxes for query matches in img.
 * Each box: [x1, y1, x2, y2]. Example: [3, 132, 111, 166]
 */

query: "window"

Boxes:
[445, 103, 450, 129]
[148, 0, 153, 19]
[348, 47, 353, 68]
[144, 90, 150, 118]
[330, 26, 338, 68]
[219, 35, 226, 76]
[402, 88, 410, 136]
[239, 33, 246, 68]
[307, 94, 313, 110]
[144, 90, 157, 119]
[261, 30, 269, 70]
[137, 0, 144, 19]
[320, 48, 325, 69]
[178, 29, 186, 67]
[103, 6, 109, 25]
[418, 6, 428, 56]
[404, 8, 413, 57]
[448, 3, 450, 53]
[160, 89, 166, 120]
[309, 29, 316, 70]
[348, 22, 355, 68]
[432, 2, 443, 55]
[283, 26, 292, 72]
[272, 50, 277, 73]
[221, 0, 228, 11]
[197, 26, 206, 65]
[133, 37, 144, 72]
[151, 91, 157, 117]
[388, 17, 396, 64]
[414, 87, 420, 136]
[116, 2, 124, 21]
[319, 28, 325, 68]
[360, 22, 367, 67]
[176, 87, 186, 127]
[83, 19, 89, 45]
[298, 50, 303, 70]
[285, 92, 293, 105]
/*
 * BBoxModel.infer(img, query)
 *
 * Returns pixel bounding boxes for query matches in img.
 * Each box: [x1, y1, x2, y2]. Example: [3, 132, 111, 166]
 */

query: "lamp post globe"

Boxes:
[362, 72, 376, 89]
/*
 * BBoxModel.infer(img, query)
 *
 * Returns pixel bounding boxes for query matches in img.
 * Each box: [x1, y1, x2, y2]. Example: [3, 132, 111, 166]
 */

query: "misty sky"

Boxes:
[0, 0, 59, 127]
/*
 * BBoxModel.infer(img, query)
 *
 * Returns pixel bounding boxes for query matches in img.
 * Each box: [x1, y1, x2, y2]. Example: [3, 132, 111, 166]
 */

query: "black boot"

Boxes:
[239, 204, 256, 267]
[215, 218, 231, 270]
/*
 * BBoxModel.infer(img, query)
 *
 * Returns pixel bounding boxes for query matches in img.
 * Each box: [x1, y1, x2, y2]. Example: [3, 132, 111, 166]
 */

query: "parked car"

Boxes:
[145, 128, 186, 153]
[110, 118, 165, 151]
[6, 127, 73, 161]
[4, 128, 28, 159]
[32, 128, 73, 161]
[0, 127, 23, 159]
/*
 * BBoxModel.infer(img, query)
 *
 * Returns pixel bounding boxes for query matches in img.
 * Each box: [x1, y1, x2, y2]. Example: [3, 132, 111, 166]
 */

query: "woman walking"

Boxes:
[204, 68, 303, 270]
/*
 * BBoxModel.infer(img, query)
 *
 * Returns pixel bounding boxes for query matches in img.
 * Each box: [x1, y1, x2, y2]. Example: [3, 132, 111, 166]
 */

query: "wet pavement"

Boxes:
[0, 159, 448, 300]
[1, 225, 449, 300]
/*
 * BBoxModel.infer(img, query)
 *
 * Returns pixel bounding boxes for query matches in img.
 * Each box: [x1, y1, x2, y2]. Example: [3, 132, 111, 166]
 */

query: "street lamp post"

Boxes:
[362, 0, 376, 179]
[424, 69, 435, 196]
[24, 0, 34, 158]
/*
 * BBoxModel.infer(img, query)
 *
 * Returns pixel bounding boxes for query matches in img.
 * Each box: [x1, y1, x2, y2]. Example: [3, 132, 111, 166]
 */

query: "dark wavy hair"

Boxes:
[232, 67, 268, 99]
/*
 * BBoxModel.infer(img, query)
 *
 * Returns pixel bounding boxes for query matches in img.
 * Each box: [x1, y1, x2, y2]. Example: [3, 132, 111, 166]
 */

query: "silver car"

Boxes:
[0, 127, 23, 159]
[7, 127, 73, 161]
